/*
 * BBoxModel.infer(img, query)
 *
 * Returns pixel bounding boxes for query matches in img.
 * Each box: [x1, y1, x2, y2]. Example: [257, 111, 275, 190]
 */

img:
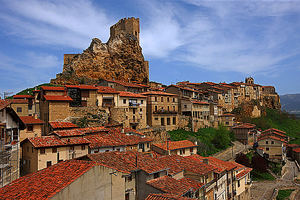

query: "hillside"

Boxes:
[280, 93, 300, 113]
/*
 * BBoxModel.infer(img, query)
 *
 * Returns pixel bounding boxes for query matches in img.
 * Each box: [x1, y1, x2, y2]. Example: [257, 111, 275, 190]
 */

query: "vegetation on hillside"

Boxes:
[276, 189, 294, 200]
[7, 83, 62, 98]
[242, 108, 300, 145]
[168, 126, 235, 156]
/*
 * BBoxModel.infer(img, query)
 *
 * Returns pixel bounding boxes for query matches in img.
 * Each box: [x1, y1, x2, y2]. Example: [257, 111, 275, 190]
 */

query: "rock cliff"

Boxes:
[51, 17, 149, 85]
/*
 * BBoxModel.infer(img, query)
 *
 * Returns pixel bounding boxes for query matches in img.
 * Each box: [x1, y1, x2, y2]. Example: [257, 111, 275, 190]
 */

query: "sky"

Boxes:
[0, 0, 300, 96]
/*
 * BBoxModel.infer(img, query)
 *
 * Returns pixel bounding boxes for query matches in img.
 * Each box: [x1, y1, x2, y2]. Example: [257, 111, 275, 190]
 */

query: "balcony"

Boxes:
[153, 110, 178, 115]
[102, 102, 115, 108]
[129, 102, 140, 107]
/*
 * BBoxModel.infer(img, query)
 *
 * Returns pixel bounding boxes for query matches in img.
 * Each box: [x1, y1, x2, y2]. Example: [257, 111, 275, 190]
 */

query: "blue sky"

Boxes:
[0, 0, 300, 96]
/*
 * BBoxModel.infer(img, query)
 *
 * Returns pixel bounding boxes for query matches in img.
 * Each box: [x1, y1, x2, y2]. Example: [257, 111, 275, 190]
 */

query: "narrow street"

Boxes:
[213, 141, 249, 161]
[250, 159, 300, 200]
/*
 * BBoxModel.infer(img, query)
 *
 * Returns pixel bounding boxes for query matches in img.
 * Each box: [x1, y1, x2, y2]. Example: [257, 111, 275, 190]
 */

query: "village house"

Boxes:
[141, 91, 178, 131]
[260, 128, 289, 142]
[0, 100, 25, 187]
[19, 116, 44, 142]
[21, 127, 152, 175]
[0, 159, 140, 200]
[110, 91, 147, 130]
[10, 98, 30, 117]
[219, 113, 235, 128]
[257, 134, 287, 162]
[151, 140, 197, 157]
[232, 123, 256, 145]
[96, 86, 120, 111]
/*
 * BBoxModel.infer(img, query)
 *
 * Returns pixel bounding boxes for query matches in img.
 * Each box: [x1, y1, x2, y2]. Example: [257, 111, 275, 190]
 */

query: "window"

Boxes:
[126, 175, 132, 182]
[133, 109, 136, 114]
[173, 117, 176, 125]
[167, 106, 170, 111]
[266, 141, 268, 144]
[125, 193, 130, 200]
[155, 106, 158, 112]
[140, 108, 142, 112]
[180, 150, 183, 155]
[173, 98, 175, 102]
[182, 149, 185, 154]
[27, 125, 33, 132]
[266, 147, 269, 151]
[40, 148, 45, 154]
[190, 148, 194, 153]
[184, 105, 187, 108]
[271, 141, 274, 144]
[17, 107, 22, 113]
[141, 100, 143, 104]
[46, 161, 52, 168]
[70, 146, 74, 151]
[154, 172, 160, 179]
[52, 147, 57, 153]
[28, 104, 32, 110]
[161, 97, 163, 102]
[147, 143, 150, 148]
[123, 99, 126, 104]
[81, 145, 85, 150]
[155, 97, 157, 102]
[167, 118, 170, 125]
[155, 117, 159, 120]
[173, 106, 175, 111]
[238, 180, 240, 187]
[167, 97, 169, 102]
[161, 118, 165, 126]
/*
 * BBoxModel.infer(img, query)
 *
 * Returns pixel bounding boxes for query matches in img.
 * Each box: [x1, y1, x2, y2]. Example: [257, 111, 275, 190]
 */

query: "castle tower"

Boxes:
[245, 77, 254, 84]
[110, 17, 140, 42]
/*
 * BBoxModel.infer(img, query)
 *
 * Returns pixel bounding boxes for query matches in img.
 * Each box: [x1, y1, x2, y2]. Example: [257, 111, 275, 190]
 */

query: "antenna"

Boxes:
[2, 92, 13, 99]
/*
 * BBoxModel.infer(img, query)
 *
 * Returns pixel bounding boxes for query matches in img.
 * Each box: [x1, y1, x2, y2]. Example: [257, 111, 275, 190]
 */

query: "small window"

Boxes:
[266, 147, 269, 151]
[238, 180, 240, 187]
[271, 141, 274, 144]
[46, 161, 52, 168]
[161, 97, 163, 102]
[167, 97, 169, 102]
[155, 117, 159, 120]
[70, 146, 74, 151]
[140, 108, 142, 112]
[266, 141, 268, 144]
[155, 97, 157, 102]
[190, 148, 194, 153]
[141, 100, 143, 104]
[173, 98, 175, 102]
[167, 118, 170, 125]
[155, 106, 157, 111]
[27, 125, 33, 132]
[154, 172, 160, 179]
[40, 148, 45, 154]
[125, 193, 130, 200]
[184, 105, 187, 108]
[126, 175, 132, 182]
[123, 99, 126, 104]
[147, 143, 150, 148]
[173, 117, 176, 125]
[17, 107, 22, 113]
[81, 145, 85, 150]
[183, 149, 185, 154]
[52, 147, 57, 153]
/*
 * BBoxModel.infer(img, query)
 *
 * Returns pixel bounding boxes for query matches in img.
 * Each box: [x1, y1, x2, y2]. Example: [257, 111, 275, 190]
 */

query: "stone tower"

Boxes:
[245, 77, 254, 84]
[110, 17, 140, 42]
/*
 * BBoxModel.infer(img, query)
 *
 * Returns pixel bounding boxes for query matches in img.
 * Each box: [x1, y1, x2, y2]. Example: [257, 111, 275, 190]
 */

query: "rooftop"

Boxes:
[258, 135, 286, 143]
[0, 160, 95, 200]
[40, 86, 65, 91]
[153, 140, 197, 151]
[191, 100, 209, 105]
[97, 86, 120, 94]
[146, 193, 195, 200]
[65, 85, 98, 90]
[232, 123, 256, 129]
[53, 126, 109, 137]
[25, 136, 89, 148]
[141, 91, 177, 96]
[0, 99, 11, 110]
[13, 95, 34, 99]
[44, 95, 73, 101]
[20, 116, 44, 125]
[49, 121, 78, 129]
[119, 91, 146, 98]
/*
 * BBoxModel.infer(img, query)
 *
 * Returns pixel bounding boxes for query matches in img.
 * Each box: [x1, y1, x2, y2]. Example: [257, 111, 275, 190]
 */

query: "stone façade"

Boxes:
[51, 17, 149, 85]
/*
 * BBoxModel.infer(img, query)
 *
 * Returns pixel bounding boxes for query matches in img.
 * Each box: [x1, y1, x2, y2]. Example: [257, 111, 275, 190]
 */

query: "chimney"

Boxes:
[203, 158, 209, 164]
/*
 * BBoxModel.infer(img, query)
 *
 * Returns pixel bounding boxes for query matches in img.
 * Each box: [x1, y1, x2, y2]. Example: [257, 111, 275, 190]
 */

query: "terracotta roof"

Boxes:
[13, 95, 34, 99]
[0, 160, 95, 199]
[119, 91, 146, 98]
[287, 144, 300, 148]
[188, 154, 236, 173]
[221, 113, 235, 117]
[293, 147, 300, 153]
[259, 131, 288, 139]
[262, 128, 286, 135]
[146, 193, 195, 200]
[229, 161, 246, 171]
[20, 116, 44, 125]
[232, 123, 256, 129]
[191, 100, 209, 105]
[262, 86, 274, 88]
[53, 126, 109, 137]
[27, 136, 89, 148]
[11, 99, 28, 104]
[178, 177, 204, 192]
[106, 79, 144, 88]
[147, 176, 191, 196]
[65, 85, 98, 90]
[141, 91, 177, 96]
[0, 99, 11, 110]
[82, 151, 167, 174]
[97, 86, 120, 94]
[49, 121, 78, 129]
[44, 95, 73, 101]
[236, 167, 252, 180]
[153, 140, 197, 151]
[40, 86, 65, 91]
[167, 85, 198, 93]
[258, 135, 286, 143]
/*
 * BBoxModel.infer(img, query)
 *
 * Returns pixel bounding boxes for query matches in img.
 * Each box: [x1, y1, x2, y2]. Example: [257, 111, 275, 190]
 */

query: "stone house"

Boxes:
[19, 116, 44, 142]
[219, 114, 235, 128]
[96, 86, 120, 112]
[0, 100, 25, 187]
[141, 91, 178, 131]
[257, 135, 286, 162]
[260, 128, 289, 142]
[232, 123, 256, 145]
[10, 98, 30, 117]
[151, 140, 197, 157]
[110, 91, 147, 130]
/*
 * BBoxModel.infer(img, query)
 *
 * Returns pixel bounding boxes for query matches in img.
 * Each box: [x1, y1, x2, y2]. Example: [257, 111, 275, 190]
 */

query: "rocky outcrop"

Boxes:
[263, 95, 281, 110]
[51, 18, 149, 85]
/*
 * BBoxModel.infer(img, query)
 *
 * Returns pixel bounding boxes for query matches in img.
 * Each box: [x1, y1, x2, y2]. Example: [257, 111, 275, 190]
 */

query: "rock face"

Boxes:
[51, 17, 149, 85]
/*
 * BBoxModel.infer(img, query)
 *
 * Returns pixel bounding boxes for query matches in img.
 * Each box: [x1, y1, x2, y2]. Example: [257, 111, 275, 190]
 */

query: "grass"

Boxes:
[252, 169, 276, 181]
[168, 126, 234, 156]
[276, 189, 294, 200]
[269, 162, 282, 176]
